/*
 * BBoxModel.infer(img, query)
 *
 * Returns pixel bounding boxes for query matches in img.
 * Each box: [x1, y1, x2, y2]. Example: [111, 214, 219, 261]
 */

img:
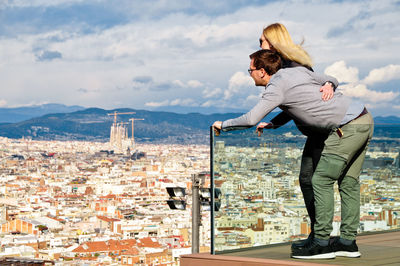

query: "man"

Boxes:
[213, 49, 374, 259]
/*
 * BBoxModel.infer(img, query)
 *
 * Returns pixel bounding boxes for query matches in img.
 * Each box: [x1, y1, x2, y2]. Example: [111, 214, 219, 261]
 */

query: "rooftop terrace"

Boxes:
[182, 230, 400, 265]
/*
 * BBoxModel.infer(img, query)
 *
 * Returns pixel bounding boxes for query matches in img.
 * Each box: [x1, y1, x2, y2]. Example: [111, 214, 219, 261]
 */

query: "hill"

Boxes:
[0, 107, 399, 144]
[0, 103, 85, 123]
[0, 108, 250, 143]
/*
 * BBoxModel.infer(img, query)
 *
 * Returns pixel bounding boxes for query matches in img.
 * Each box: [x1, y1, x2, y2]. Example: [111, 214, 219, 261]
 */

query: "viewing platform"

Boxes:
[181, 230, 400, 265]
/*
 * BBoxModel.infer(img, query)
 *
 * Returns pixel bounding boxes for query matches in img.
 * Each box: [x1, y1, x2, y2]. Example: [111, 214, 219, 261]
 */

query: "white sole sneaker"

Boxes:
[335, 251, 361, 258]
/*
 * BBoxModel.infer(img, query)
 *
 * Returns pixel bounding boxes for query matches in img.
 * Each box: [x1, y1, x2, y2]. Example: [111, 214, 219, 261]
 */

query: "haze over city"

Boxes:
[1, 0, 400, 116]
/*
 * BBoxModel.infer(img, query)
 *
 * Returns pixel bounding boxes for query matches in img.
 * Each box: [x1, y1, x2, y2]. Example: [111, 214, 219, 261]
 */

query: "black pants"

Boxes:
[299, 134, 328, 234]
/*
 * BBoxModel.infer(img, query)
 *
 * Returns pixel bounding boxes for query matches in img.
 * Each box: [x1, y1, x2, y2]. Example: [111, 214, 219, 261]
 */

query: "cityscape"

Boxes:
[1, 1, 400, 264]
[0, 136, 210, 265]
[213, 131, 400, 252]
[0, 125, 399, 264]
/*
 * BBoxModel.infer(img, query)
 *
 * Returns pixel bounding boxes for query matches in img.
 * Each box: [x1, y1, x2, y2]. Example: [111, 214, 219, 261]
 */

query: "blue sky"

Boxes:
[1, 0, 400, 116]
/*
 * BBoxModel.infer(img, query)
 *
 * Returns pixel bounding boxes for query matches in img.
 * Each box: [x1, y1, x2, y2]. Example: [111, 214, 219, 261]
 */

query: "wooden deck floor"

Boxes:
[181, 230, 400, 266]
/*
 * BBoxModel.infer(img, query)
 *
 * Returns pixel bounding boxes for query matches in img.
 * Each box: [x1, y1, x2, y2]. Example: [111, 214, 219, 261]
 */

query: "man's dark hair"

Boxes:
[249, 49, 282, 76]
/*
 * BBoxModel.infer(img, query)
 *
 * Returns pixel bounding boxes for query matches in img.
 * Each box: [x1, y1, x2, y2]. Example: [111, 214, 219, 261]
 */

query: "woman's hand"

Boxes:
[320, 82, 334, 101]
[256, 122, 273, 136]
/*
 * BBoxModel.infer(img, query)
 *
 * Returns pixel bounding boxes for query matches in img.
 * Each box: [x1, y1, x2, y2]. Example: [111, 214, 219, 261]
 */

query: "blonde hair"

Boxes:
[263, 23, 313, 68]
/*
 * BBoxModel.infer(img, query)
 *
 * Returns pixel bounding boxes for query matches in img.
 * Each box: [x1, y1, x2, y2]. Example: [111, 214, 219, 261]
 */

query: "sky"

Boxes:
[1, 0, 400, 116]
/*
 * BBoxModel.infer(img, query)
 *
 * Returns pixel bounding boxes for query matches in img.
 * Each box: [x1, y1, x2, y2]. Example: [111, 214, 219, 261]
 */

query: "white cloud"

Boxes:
[3, 0, 85, 8]
[324, 61, 400, 103]
[201, 100, 215, 107]
[224, 72, 253, 99]
[145, 98, 197, 107]
[145, 100, 169, 107]
[202, 87, 222, 99]
[1, 0, 400, 115]
[340, 83, 398, 102]
[183, 21, 259, 47]
[363, 64, 400, 85]
[245, 94, 259, 105]
[172, 80, 185, 87]
[187, 80, 203, 88]
[170, 98, 196, 106]
[324, 61, 359, 83]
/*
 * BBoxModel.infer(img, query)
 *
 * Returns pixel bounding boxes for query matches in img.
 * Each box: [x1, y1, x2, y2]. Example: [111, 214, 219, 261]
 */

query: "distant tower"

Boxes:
[215, 141, 225, 153]
[396, 151, 400, 168]
[107, 111, 135, 153]
[129, 118, 144, 148]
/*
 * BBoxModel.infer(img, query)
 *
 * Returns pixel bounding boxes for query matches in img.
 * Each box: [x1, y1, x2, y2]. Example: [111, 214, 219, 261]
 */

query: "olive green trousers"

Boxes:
[312, 112, 374, 240]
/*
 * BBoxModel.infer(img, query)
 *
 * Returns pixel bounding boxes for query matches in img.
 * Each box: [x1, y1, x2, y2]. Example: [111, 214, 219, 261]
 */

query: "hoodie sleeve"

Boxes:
[312, 72, 339, 88]
[221, 77, 285, 131]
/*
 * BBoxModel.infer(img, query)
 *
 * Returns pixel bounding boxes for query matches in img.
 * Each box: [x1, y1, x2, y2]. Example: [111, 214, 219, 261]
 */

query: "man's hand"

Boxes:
[212, 121, 222, 136]
[320, 83, 334, 101]
[256, 122, 273, 137]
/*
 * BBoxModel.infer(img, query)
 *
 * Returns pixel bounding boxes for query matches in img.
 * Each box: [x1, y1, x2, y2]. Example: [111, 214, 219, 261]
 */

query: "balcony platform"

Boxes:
[181, 230, 400, 266]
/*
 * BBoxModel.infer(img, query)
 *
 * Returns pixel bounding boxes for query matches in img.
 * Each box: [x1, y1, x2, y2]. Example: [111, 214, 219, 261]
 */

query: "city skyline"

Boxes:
[0, 129, 398, 264]
[1, 0, 400, 117]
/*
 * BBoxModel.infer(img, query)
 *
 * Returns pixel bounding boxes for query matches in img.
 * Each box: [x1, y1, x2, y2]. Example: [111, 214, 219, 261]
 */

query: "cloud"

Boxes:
[145, 98, 196, 107]
[171, 79, 203, 88]
[184, 21, 259, 47]
[1, 0, 400, 116]
[202, 87, 222, 98]
[170, 98, 195, 106]
[131, 78, 173, 91]
[326, 10, 370, 38]
[363, 64, 400, 85]
[131, 77, 203, 93]
[245, 94, 259, 105]
[150, 83, 173, 91]
[145, 100, 169, 107]
[224, 71, 253, 99]
[133, 76, 153, 84]
[172, 80, 185, 87]
[340, 83, 398, 102]
[132, 76, 153, 90]
[77, 88, 87, 93]
[187, 80, 203, 88]
[201, 100, 216, 107]
[324, 61, 359, 83]
[35, 50, 62, 61]
[4, 0, 85, 8]
[324, 61, 400, 103]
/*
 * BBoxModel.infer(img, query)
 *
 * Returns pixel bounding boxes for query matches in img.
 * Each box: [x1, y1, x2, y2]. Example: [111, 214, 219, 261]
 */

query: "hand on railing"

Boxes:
[212, 121, 222, 136]
[256, 122, 273, 137]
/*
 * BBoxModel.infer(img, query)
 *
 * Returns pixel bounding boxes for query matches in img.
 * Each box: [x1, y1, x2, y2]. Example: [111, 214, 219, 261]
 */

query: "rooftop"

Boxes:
[181, 230, 400, 265]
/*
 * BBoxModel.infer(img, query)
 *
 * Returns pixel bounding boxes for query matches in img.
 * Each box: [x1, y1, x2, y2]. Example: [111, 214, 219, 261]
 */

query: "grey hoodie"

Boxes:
[222, 67, 363, 133]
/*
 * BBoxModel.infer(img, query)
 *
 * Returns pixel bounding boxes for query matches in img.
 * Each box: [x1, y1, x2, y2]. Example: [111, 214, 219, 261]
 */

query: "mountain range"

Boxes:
[0, 105, 399, 144]
[0, 107, 246, 143]
[0, 103, 85, 123]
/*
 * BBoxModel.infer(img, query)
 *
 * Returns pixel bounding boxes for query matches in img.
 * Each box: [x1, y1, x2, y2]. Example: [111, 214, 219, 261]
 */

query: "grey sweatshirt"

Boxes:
[222, 67, 362, 133]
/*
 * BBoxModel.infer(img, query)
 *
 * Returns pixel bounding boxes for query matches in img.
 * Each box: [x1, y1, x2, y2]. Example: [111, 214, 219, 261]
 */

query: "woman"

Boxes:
[257, 23, 334, 248]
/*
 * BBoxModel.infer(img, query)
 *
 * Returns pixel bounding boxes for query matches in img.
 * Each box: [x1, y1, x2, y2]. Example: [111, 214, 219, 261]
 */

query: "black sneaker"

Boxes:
[291, 233, 314, 250]
[291, 239, 335, 259]
[330, 237, 361, 258]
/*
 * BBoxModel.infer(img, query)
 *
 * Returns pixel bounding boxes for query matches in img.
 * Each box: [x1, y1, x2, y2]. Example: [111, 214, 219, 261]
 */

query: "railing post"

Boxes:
[192, 173, 201, 253]
[210, 126, 215, 254]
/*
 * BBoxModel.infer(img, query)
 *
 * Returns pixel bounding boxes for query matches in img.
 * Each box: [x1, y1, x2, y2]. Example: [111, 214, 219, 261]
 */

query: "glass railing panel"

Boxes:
[210, 125, 400, 254]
